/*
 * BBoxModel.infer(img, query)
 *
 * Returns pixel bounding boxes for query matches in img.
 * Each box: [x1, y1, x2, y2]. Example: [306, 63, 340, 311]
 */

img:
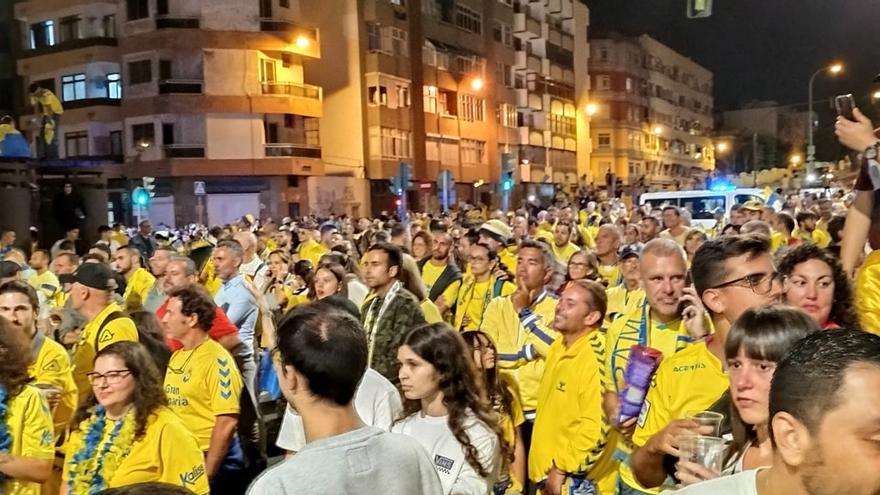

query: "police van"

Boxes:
[639, 187, 765, 230]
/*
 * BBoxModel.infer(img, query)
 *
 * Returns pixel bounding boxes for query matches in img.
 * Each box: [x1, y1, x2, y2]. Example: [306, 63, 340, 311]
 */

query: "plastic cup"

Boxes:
[677, 435, 725, 472]
[686, 410, 724, 436]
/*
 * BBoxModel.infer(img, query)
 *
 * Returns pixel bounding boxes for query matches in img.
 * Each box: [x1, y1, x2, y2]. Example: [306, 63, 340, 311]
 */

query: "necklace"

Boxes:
[167, 337, 209, 377]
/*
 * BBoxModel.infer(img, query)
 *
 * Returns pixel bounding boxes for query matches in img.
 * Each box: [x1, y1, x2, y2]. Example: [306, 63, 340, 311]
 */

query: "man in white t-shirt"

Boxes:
[663, 330, 880, 495]
[234, 231, 269, 289]
[275, 367, 402, 453]
[248, 305, 441, 495]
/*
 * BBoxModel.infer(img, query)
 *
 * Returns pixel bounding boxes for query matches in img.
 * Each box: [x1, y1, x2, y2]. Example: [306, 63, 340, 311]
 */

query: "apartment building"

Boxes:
[588, 33, 715, 191]
[13, 0, 327, 225]
[299, 0, 591, 214]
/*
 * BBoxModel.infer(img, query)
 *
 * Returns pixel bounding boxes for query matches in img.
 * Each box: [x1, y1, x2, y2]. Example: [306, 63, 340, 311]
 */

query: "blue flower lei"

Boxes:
[0, 386, 11, 483]
[66, 406, 128, 495]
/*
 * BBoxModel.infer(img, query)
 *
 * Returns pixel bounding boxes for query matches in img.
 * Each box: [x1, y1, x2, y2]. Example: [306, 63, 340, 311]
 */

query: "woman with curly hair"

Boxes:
[777, 243, 858, 329]
[392, 323, 506, 495]
[61, 341, 208, 495]
[0, 316, 54, 495]
[412, 230, 433, 261]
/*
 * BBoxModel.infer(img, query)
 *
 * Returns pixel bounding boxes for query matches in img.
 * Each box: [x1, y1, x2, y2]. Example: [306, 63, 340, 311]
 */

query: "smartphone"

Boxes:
[835, 94, 856, 121]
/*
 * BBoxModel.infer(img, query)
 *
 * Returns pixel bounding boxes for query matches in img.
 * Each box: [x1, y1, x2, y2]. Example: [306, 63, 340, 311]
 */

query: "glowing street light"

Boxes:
[790, 154, 802, 166]
[829, 63, 844, 74]
[715, 142, 729, 153]
[470, 78, 484, 91]
[872, 90, 880, 100]
[807, 61, 845, 176]
[585, 102, 598, 116]
[295, 36, 310, 49]
[653, 126, 662, 135]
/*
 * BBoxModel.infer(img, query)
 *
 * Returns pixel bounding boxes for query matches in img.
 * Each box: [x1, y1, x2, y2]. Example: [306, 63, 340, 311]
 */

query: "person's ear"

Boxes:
[389, 265, 399, 279]
[701, 289, 725, 315]
[771, 412, 811, 467]
[584, 309, 602, 328]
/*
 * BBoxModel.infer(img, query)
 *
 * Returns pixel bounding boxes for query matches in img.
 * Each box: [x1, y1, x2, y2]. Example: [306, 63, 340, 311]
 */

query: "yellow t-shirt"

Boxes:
[63, 407, 209, 495]
[421, 261, 462, 310]
[454, 277, 516, 331]
[604, 286, 645, 325]
[499, 249, 518, 274]
[625, 342, 729, 493]
[3, 386, 55, 495]
[577, 225, 596, 249]
[770, 231, 785, 252]
[598, 262, 622, 287]
[297, 239, 329, 268]
[29, 336, 78, 442]
[72, 304, 138, 404]
[123, 267, 156, 312]
[421, 299, 444, 324]
[551, 243, 580, 265]
[164, 339, 243, 451]
[27, 270, 60, 305]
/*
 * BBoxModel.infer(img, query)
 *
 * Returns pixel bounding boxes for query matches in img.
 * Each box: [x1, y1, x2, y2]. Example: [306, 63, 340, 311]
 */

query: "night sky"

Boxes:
[587, 0, 880, 112]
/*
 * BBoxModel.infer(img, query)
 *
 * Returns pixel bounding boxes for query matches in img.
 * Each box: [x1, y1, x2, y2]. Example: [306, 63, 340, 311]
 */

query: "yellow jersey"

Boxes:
[577, 225, 596, 249]
[499, 249, 518, 274]
[770, 231, 785, 252]
[480, 292, 559, 415]
[529, 331, 609, 482]
[29, 335, 78, 442]
[72, 304, 138, 403]
[421, 260, 462, 313]
[3, 386, 55, 495]
[604, 286, 645, 325]
[123, 267, 156, 312]
[551, 242, 580, 265]
[421, 299, 444, 324]
[598, 262, 622, 287]
[454, 276, 516, 331]
[63, 407, 209, 494]
[163, 339, 243, 451]
[856, 250, 880, 336]
[793, 228, 831, 248]
[297, 239, 329, 267]
[27, 270, 60, 306]
[625, 342, 728, 493]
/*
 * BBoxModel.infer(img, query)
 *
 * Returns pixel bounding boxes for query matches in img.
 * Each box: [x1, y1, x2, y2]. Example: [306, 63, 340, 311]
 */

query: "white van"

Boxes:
[639, 188, 765, 230]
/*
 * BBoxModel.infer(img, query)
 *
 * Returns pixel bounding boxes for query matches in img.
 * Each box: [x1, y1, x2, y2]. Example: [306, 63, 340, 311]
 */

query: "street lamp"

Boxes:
[470, 78, 484, 91]
[715, 141, 729, 153]
[586, 102, 598, 116]
[789, 153, 802, 167]
[295, 36, 310, 49]
[653, 126, 662, 135]
[807, 62, 844, 177]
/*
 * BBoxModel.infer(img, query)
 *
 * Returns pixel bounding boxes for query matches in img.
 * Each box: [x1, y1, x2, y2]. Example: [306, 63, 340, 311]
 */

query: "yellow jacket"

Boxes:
[856, 250, 880, 336]
[480, 292, 559, 415]
[529, 331, 611, 482]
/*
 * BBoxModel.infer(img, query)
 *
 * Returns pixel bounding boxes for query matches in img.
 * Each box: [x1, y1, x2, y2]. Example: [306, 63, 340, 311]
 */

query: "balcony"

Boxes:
[158, 79, 204, 94]
[260, 81, 321, 100]
[20, 36, 117, 59]
[258, 18, 318, 39]
[164, 145, 205, 158]
[62, 97, 122, 110]
[155, 15, 200, 29]
[264, 143, 322, 158]
[513, 13, 540, 38]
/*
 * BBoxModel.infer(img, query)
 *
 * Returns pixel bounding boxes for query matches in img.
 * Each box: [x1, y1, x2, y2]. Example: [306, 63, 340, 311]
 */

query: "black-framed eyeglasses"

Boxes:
[86, 369, 132, 385]
[712, 271, 779, 295]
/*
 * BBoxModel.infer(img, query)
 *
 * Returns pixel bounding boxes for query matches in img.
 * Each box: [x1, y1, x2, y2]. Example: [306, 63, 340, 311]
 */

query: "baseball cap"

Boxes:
[59, 263, 117, 291]
[619, 245, 641, 260]
[479, 219, 512, 243]
[741, 199, 764, 212]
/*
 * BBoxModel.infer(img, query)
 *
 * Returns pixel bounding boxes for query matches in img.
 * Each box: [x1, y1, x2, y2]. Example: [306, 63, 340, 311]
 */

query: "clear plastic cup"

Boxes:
[686, 410, 724, 436]
[677, 435, 725, 472]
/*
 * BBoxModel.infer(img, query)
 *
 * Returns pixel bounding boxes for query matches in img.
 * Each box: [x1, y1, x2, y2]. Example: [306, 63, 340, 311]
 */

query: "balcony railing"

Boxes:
[258, 18, 318, 39]
[264, 143, 322, 158]
[164, 145, 205, 158]
[20, 36, 116, 59]
[61, 97, 122, 110]
[158, 79, 204, 94]
[155, 15, 200, 29]
[260, 81, 321, 100]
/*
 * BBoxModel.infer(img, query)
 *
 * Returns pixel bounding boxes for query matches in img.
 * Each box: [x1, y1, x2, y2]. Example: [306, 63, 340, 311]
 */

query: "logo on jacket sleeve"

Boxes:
[434, 454, 455, 474]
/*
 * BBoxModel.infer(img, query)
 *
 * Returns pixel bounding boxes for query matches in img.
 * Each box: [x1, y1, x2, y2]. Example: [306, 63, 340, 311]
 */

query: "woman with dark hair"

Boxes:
[311, 262, 360, 317]
[675, 305, 820, 486]
[0, 316, 54, 495]
[562, 250, 600, 293]
[461, 330, 524, 495]
[319, 251, 369, 307]
[392, 323, 505, 495]
[128, 311, 172, 374]
[778, 243, 858, 329]
[720, 223, 741, 236]
[684, 229, 708, 266]
[62, 341, 208, 495]
[412, 230, 432, 261]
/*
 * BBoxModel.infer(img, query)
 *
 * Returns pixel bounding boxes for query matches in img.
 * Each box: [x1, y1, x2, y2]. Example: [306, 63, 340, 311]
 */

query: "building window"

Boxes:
[368, 85, 387, 106]
[102, 15, 116, 37]
[498, 103, 517, 128]
[597, 133, 611, 149]
[395, 83, 410, 108]
[598, 48, 609, 61]
[61, 74, 86, 101]
[596, 75, 610, 90]
[367, 23, 381, 51]
[128, 60, 152, 85]
[423, 86, 437, 114]
[107, 73, 122, 99]
[370, 127, 411, 159]
[127, 0, 149, 20]
[461, 139, 486, 165]
[438, 90, 455, 116]
[65, 131, 88, 157]
[455, 4, 482, 34]
[367, 23, 408, 56]
[131, 123, 154, 147]
[492, 21, 512, 46]
[625, 78, 633, 92]
[459, 94, 485, 122]
[28, 20, 55, 49]
[58, 16, 81, 43]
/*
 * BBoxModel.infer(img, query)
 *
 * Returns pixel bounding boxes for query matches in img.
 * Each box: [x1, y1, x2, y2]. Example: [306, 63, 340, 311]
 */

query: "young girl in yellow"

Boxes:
[62, 342, 209, 495]
[0, 319, 55, 495]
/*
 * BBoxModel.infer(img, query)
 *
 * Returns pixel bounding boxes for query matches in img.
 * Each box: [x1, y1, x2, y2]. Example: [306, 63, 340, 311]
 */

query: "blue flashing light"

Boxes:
[709, 181, 735, 192]
[132, 187, 150, 206]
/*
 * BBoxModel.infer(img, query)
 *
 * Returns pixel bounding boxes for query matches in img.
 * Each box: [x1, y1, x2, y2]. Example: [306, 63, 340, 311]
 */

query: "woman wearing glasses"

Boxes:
[453, 243, 515, 331]
[777, 243, 858, 330]
[61, 341, 208, 495]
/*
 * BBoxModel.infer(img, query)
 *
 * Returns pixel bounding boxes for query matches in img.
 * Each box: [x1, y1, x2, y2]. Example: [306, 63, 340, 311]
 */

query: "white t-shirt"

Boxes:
[391, 410, 499, 495]
[660, 468, 763, 495]
[240, 256, 270, 290]
[276, 368, 402, 453]
[347, 278, 369, 308]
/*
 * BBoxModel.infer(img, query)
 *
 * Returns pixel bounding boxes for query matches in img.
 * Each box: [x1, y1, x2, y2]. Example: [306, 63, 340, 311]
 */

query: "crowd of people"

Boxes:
[0, 110, 879, 495]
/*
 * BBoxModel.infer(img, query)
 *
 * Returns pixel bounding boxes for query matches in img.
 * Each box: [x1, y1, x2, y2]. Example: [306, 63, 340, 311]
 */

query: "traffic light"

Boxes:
[686, 0, 712, 18]
[142, 176, 156, 198]
[132, 187, 150, 207]
[499, 153, 516, 193]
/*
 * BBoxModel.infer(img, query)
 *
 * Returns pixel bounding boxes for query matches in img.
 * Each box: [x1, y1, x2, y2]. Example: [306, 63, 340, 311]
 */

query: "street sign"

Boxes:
[194, 181, 206, 196]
